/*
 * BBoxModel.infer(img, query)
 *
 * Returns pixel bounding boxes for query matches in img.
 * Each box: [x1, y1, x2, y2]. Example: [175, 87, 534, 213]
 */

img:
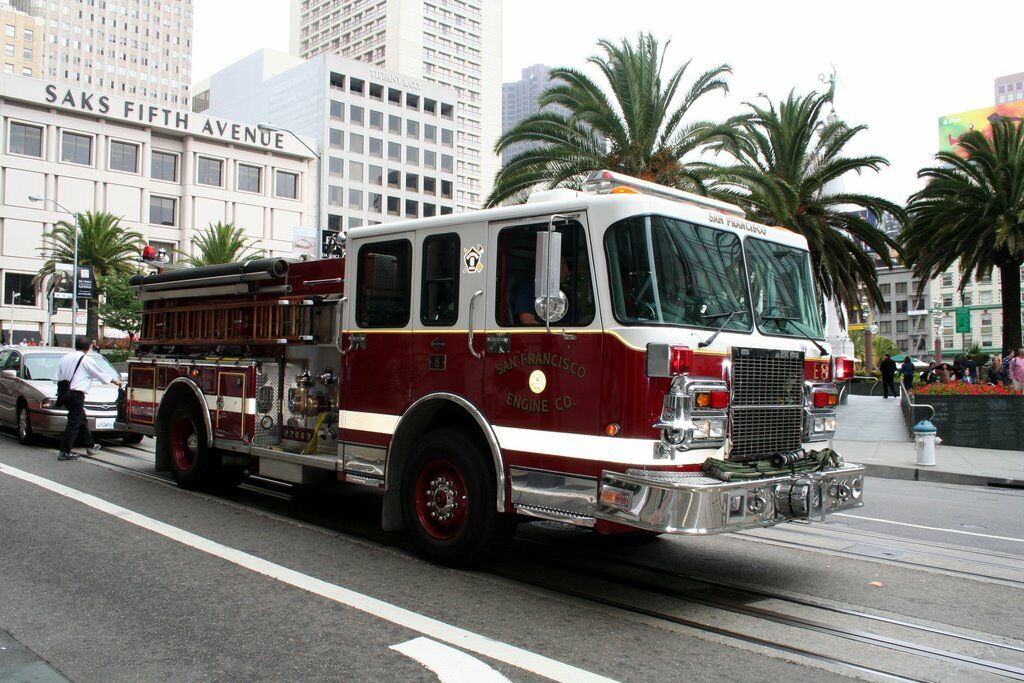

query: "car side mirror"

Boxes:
[534, 230, 566, 323]
[1, 369, 16, 379]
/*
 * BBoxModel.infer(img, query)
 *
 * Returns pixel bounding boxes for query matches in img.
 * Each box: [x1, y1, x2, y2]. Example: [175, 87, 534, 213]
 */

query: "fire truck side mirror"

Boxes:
[534, 230, 565, 323]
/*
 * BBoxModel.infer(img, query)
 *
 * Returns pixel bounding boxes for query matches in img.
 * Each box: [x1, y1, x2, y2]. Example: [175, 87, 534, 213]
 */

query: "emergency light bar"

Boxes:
[581, 170, 746, 218]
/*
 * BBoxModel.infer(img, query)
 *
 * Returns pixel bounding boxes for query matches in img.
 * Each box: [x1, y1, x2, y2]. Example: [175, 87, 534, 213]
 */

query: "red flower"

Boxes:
[912, 381, 1018, 396]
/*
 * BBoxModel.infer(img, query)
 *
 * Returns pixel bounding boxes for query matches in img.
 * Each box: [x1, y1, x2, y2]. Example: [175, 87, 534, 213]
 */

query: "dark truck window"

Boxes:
[356, 239, 412, 328]
[495, 221, 595, 327]
[421, 233, 460, 326]
[605, 214, 751, 331]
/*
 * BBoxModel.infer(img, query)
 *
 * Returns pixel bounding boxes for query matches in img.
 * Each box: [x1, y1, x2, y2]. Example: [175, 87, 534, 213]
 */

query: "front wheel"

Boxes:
[401, 428, 513, 565]
[17, 405, 35, 445]
[159, 403, 215, 489]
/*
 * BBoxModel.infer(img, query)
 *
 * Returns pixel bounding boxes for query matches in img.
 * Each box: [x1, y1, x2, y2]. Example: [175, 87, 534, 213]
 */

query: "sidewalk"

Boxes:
[835, 395, 1024, 488]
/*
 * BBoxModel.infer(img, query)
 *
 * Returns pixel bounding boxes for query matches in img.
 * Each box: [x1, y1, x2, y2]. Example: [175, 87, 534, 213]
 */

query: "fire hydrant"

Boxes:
[914, 420, 938, 466]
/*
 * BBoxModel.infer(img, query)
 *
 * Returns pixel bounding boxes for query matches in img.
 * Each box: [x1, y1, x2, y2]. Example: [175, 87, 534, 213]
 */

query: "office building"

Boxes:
[874, 262, 932, 358]
[1, 1, 43, 77]
[932, 262, 1014, 357]
[289, 0, 500, 211]
[194, 49, 458, 253]
[0, 74, 315, 342]
[501, 63, 568, 165]
[996, 71, 1024, 104]
[10, 0, 193, 107]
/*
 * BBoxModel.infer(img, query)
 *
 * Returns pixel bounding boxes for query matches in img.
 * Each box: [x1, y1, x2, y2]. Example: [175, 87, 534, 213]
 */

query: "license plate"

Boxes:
[95, 418, 116, 431]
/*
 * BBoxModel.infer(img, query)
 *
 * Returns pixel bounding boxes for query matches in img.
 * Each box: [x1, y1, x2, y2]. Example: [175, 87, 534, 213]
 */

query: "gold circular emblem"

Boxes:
[528, 370, 547, 394]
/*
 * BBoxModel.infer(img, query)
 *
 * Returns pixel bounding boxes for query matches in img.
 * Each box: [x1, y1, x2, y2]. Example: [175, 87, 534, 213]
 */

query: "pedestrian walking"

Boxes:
[900, 357, 915, 392]
[55, 337, 123, 461]
[879, 353, 897, 399]
[1011, 349, 1024, 394]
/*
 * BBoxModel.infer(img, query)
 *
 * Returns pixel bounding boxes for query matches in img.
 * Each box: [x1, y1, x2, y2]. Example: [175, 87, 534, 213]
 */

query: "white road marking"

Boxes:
[392, 637, 510, 683]
[0, 462, 617, 683]
[834, 513, 1024, 544]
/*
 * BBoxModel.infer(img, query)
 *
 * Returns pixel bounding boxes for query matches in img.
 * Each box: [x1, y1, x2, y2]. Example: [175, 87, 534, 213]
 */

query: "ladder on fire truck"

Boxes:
[140, 299, 316, 346]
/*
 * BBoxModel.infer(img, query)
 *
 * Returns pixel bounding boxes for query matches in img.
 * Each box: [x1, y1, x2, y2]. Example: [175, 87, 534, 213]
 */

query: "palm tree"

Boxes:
[712, 89, 905, 313]
[903, 119, 1024, 351]
[39, 211, 144, 341]
[180, 221, 264, 266]
[487, 33, 738, 206]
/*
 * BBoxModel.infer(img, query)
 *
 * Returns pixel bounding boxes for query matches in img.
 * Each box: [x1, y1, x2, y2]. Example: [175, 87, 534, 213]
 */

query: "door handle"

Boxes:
[335, 297, 348, 355]
[467, 289, 484, 359]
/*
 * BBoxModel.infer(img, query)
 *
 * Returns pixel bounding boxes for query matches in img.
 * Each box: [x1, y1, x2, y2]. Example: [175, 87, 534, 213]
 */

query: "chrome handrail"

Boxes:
[900, 383, 935, 438]
[467, 290, 483, 359]
[335, 296, 348, 355]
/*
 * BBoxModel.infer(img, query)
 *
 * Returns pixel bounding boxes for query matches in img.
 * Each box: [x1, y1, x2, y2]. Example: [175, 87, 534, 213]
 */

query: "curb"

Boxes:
[863, 462, 1024, 489]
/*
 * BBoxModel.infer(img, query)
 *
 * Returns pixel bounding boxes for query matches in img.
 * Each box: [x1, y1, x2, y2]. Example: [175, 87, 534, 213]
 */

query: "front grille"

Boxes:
[729, 347, 804, 461]
[85, 402, 117, 412]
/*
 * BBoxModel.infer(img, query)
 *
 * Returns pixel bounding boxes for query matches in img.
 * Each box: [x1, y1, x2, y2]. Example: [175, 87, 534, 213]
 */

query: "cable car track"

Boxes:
[65, 446, 1024, 682]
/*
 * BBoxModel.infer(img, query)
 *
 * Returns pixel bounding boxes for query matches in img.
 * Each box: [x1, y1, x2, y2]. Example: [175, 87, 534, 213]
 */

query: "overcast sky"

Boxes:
[193, 0, 1024, 205]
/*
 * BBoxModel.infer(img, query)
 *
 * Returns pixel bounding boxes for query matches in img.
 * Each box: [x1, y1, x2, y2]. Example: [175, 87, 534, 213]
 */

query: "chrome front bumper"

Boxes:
[594, 464, 864, 534]
[30, 409, 123, 435]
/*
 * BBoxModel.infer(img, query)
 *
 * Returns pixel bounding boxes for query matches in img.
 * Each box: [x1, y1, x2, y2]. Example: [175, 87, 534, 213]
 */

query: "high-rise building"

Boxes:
[193, 49, 459, 253]
[501, 64, 568, 165]
[995, 71, 1024, 104]
[1, 1, 43, 78]
[290, 0, 500, 212]
[10, 0, 193, 107]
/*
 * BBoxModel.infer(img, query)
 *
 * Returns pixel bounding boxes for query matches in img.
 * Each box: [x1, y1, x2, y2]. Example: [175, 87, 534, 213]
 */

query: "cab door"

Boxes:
[338, 233, 415, 458]
[483, 213, 603, 471]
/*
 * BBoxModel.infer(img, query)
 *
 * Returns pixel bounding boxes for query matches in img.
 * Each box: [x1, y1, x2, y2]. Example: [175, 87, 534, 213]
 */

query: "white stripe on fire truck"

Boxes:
[338, 410, 709, 465]
[148, 389, 257, 414]
[0, 463, 616, 683]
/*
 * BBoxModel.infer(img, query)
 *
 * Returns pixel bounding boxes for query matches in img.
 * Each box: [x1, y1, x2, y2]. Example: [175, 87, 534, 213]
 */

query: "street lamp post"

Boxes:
[860, 293, 875, 373]
[29, 196, 80, 342]
[257, 123, 323, 255]
[930, 300, 943, 364]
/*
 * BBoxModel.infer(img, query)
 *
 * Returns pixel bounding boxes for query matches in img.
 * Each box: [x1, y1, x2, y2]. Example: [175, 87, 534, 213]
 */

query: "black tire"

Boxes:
[121, 432, 145, 445]
[158, 402, 216, 490]
[401, 428, 513, 566]
[17, 404, 36, 445]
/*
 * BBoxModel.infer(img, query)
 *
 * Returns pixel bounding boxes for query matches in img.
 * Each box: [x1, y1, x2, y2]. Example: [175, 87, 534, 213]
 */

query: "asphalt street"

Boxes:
[1, 435, 1023, 682]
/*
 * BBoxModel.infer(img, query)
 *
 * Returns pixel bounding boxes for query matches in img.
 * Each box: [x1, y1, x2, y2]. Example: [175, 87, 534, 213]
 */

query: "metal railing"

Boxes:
[848, 375, 880, 397]
[899, 383, 935, 438]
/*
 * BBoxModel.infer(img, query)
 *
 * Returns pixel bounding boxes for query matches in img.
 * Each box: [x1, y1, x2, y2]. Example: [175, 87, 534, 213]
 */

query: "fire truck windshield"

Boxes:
[605, 215, 752, 332]
[746, 237, 824, 339]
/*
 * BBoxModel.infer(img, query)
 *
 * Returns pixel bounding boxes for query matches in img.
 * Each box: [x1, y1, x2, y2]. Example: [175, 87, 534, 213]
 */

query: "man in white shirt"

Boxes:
[56, 338, 123, 461]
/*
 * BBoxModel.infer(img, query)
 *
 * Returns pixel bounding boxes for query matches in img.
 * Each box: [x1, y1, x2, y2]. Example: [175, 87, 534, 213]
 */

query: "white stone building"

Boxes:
[8, 0, 193, 108]
[0, 74, 316, 343]
[289, 0, 500, 211]
[193, 49, 458, 254]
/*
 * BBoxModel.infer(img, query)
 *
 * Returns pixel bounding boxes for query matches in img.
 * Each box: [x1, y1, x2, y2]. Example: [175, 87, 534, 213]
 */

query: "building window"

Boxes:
[388, 114, 401, 134]
[424, 98, 436, 115]
[387, 196, 400, 216]
[441, 128, 453, 146]
[368, 164, 383, 186]
[8, 121, 42, 157]
[406, 93, 420, 111]
[349, 161, 364, 183]
[979, 290, 993, 304]
[328, 185, 343, 206]
[896, 320, 907, 333]
[962, 292, 973, 305]
[423, 177, 436, 195]
[424, 124, 437, 143]
[369, 192, 382, 213]
[405, 173, 419, 192]
[387, 169, 400, 189]
[237, 164, 262, 193]
[421, 233, 459, 326]
[388, 88, 401, 105]
[370, 110, 383, 130]
[329, 156, 344, 177]
[61, 131, 93, 165]
[440, 206, 453, 216]
[149, 196, 176, 226]
[441, 154, 454, 172]
[407, 146, 419, 165]
[407, 119, 419, 138]
[4, 273, 36, 306]
[879, 283, 890, 295]
[348, 189, 362, 210]
[350, 105, 364, 125]
[329, 128, 344, 149]
[879, 321, 891, 335]
[109, 139, 139, 173]
[423, 203, 436, 218]
[197, 156, 223, 186]
[350, 133, 364, 154]
[941, 272, 953, 287]
[896, 300, 908, 313]
[405, 199, 418, 218]
[424, 150, 436, 169]
[356, 239, 411, 328]
[330, 100, 344, 120]
[151, 150, 178, 181]
[942, 294, 952, 307]
[441, 103, 454, 120]
[275, 170, 298, 199]
[388, 141, 401, 161]
[441, 179, 453, 199]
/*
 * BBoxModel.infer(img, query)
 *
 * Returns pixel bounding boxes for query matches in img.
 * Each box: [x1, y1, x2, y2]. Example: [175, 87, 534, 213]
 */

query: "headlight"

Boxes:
[693, 417, 727, 440]
[41, 398, 56, 408]
[813, 416, 836, 433]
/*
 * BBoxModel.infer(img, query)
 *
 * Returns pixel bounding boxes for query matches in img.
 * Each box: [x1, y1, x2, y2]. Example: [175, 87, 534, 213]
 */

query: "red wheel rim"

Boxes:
[171, 416, 198, 471]
[414, 459, 469, 540]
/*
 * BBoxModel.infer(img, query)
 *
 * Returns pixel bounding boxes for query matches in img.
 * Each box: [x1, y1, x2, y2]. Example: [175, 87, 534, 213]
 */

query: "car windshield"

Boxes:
[745, 237, 824, 339]
[23, 352, 118, 382]
[605, 215, 751, 331]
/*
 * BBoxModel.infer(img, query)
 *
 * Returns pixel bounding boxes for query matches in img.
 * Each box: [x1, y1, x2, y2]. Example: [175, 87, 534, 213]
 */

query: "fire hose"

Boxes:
[701, 448, 843, 481]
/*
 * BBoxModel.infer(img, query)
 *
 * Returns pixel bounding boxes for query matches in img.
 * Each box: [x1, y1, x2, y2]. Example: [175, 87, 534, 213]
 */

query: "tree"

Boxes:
[180, 221, 264, 266]
[97, 273, 142, 341]
[903, 119, 1024, 351]
[39, 211, 144, 341]
[713, 90, 905, 312]
[487, 33, 738, 206]
[850, 330, 902, 362]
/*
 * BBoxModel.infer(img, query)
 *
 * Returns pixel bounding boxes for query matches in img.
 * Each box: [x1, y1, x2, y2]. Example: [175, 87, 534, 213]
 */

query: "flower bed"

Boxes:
[910, 386, 1024, 449]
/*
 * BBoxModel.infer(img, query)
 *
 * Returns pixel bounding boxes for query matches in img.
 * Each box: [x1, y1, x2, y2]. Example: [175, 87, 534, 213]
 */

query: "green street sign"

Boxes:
[955, 306, 972, 333]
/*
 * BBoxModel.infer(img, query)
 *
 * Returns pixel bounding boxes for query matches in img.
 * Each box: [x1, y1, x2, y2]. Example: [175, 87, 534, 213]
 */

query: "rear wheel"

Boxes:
[159, 403, 215, 489]
[17, 404, 35, 445]
[401, 428, 513, 565]
[121, 432, 144, 446]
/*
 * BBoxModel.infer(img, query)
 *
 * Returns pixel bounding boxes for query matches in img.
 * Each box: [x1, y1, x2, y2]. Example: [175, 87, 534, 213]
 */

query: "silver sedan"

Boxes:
[0, 346, 141, 445]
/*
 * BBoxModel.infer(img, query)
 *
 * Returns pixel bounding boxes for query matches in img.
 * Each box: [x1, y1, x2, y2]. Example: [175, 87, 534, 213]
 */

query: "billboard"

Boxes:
[939, 100, 1024, 156]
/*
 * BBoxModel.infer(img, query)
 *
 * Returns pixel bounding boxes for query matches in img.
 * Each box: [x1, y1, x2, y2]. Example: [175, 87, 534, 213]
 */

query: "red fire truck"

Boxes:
[119, 171, 862, 564]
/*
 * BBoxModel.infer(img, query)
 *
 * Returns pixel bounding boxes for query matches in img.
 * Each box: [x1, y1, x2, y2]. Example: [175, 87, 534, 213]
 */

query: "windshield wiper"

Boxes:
[699, 309, 745, 348]
[762, 315, 827, 355]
